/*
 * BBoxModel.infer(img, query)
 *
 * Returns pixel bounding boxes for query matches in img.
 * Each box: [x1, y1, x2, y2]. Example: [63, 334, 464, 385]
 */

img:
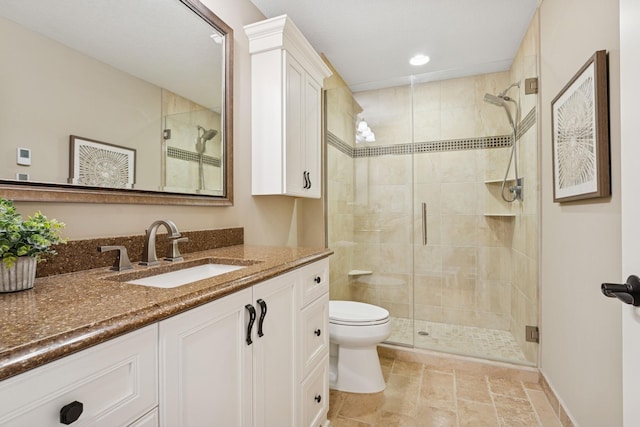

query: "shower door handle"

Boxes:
[421, 202, 428, 246]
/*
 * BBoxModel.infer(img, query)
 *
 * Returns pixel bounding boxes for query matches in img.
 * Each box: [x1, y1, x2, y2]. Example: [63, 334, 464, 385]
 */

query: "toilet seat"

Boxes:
[329, 300, 390, 326]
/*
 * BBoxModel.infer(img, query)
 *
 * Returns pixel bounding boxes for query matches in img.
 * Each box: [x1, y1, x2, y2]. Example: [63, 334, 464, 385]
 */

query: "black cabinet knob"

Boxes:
[314, 276, 321, 284]
[314, 394, 322, 403]
[314, 329, 321, 336]
[60, 401, 83, 425]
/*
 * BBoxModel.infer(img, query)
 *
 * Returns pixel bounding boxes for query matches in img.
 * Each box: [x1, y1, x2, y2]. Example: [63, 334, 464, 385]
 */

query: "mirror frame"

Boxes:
[0, 0, 234, 206]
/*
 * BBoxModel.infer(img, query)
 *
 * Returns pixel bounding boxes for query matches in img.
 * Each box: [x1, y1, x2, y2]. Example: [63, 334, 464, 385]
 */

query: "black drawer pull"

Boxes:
[314, 276, 321, 284]
[314, 329, 321, 336]
[60, 401, 83, 425]
[257, 299, 267, 337]
[314, 394, 322, 403]
[245, 304, 256, 345]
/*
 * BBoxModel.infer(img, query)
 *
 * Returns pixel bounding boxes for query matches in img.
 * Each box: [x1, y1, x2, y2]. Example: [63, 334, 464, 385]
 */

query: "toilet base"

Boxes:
[329, 344, 386, 393]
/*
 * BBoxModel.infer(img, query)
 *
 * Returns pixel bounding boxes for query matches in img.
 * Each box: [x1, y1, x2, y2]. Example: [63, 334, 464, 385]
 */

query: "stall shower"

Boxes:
[325, 26, 539, 365]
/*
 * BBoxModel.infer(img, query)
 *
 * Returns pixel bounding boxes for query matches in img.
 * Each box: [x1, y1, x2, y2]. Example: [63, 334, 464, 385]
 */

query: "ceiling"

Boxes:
[248, 0, 538, 92]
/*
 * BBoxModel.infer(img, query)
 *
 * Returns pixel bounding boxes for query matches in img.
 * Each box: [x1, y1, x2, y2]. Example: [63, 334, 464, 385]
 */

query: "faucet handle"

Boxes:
[165, 237, 188, 262]
[98, 245, 134, 271]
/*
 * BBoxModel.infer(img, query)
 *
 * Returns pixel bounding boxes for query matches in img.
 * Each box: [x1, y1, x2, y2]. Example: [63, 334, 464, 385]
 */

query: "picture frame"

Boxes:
[552, 50, 610, 202]
[69, 135, 136, 189]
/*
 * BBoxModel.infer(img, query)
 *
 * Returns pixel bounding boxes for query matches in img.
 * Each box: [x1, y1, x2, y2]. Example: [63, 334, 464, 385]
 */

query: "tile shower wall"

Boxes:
[326, 68, 359, 301]
[325, 12, 539, 364]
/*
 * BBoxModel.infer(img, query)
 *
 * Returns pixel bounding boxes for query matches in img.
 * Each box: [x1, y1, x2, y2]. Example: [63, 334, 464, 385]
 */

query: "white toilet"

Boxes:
[329, 300, 392, 393]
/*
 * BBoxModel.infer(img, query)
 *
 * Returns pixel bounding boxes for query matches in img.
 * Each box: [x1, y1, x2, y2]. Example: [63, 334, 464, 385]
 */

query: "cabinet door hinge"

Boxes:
[526, 325, 539, 343]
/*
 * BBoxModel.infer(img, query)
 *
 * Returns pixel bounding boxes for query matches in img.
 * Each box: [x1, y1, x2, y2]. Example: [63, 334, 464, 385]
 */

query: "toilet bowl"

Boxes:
[329, 300, 392, 393]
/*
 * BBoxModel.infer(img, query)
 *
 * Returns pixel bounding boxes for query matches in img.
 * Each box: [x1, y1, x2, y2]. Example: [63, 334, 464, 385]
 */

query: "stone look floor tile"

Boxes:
[455, 372, 492, 404]
[337, 392, 385, 424]
[457, 400, 499, 426]
[416, 404, 458, 427]
[488, 377, 528, 399]
[327, 355, 563, 427]
[493, 394, 539, 426]
[420, 369, 456, 410]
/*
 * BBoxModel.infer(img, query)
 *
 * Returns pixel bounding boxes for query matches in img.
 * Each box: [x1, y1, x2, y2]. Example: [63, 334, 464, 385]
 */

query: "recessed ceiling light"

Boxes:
[410, 54, 430, 66]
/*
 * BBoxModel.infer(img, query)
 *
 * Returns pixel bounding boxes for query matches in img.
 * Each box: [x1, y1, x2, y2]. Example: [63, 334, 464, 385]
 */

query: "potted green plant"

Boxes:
[0, 198, 67, 292]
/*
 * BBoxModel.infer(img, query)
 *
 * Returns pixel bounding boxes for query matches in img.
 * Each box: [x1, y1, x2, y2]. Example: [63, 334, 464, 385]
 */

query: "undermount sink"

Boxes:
[107, 257, 261, 289]
[127, 263, 246, 288]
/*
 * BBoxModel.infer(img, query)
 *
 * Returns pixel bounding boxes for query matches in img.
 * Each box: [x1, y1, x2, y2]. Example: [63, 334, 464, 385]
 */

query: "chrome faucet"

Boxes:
[140, 219, 181, 266]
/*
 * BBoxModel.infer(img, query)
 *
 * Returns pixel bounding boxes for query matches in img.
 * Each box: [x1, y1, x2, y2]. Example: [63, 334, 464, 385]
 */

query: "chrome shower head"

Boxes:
[197, 126, 218, 142]
[484, 92, 516, 133]
[483, 93, 506, 107]
[196, 126, 218, 154]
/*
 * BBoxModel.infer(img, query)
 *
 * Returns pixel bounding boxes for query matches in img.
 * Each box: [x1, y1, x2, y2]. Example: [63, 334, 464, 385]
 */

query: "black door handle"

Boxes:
[314, 329, 321, 336]
[257, 299, 267, 337]
[602, 275, 640, 306]
[303, 171, 309, 189]
[307, 171, 312, 189]
[245, 304, 256, 345]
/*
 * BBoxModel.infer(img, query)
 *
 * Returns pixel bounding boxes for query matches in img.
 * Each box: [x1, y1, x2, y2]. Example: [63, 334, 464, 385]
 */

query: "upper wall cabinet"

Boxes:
[245, 15, 331, 199]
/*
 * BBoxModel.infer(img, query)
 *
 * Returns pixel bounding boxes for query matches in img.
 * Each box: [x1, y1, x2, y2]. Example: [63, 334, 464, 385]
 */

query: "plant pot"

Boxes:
[0, 257, 37, 293]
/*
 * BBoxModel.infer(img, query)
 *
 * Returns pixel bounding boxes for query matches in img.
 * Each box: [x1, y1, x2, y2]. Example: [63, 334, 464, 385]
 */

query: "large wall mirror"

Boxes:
[0, 0, 233, 206]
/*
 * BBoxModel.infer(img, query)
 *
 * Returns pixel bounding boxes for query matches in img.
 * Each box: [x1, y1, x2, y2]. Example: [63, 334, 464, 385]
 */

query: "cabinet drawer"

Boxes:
[299, 258, 329, 307]
[300, 294, 329, 378]
[0, 324, 158, 427]
[301, 355, 329, 427]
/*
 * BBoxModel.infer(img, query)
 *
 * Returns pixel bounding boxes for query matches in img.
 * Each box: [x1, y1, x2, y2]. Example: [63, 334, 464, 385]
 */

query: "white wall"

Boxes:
[539, 0, 622, 425]
[13, 0, 323, 248]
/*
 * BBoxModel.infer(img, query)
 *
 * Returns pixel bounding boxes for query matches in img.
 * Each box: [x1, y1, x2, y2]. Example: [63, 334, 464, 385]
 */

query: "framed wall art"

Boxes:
[69, 135, 136, 189]
[552, 50, 610, 202]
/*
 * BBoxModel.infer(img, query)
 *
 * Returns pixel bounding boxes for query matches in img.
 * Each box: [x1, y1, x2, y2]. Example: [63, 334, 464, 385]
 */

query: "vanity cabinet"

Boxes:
[159, 258, 329, 427]
[245, 15, 332, 199]
[0, 325, 158, 427]
[0, 257, 329, 427]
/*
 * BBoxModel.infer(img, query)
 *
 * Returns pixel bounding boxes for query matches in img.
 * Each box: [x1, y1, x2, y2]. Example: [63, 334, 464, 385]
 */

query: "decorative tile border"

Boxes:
[167, 146, 221, 167]
[329, 107, 537, 158]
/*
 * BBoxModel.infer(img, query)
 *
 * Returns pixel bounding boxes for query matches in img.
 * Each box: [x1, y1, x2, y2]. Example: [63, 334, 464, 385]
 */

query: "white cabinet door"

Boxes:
[303, 73, 322, 198]
[285, 54, 322, 198]
[159, 288, 253, 427]
[285, 54, 305, 196]
[252, 272, 297, 427]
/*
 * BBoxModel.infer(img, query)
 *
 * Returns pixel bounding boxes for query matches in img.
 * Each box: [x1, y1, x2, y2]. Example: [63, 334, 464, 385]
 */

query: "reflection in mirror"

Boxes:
[0, 0, 233, 205]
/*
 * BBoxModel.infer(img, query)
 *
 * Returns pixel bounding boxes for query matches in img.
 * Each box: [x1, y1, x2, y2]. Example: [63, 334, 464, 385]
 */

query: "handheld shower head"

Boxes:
[197, 126, 218, 142]
[196, 126, 218, 154]
[483, 93, 515, 131]
[483, 93, 505, 107]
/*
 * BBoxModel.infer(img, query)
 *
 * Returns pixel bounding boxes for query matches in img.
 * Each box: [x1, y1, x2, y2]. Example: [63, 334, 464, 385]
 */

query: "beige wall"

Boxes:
[11, 0, 323, 248]
[540, 0, 622, 425]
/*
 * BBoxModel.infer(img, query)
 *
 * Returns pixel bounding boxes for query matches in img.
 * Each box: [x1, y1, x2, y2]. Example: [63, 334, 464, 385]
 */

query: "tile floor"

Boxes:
[389, 317, 528, 364]
[328, 355, 563, 426]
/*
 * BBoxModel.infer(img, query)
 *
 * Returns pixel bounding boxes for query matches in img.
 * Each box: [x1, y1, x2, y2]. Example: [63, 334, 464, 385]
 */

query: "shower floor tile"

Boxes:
[388, 317, 528, 364]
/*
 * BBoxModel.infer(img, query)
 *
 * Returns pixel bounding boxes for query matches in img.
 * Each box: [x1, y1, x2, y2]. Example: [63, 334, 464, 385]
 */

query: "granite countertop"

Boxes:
[0, 244, 332, 382]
